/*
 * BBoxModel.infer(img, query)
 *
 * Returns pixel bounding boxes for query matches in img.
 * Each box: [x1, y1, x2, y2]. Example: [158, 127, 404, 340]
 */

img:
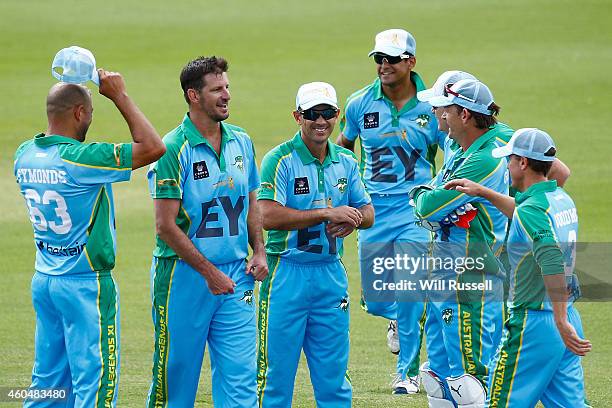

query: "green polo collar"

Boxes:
[515, 180, 558, 205]
[34, 133, 80, 146]
[460, 127, 499, 157]
[181, 113, 235, 148]
[291, 131, 339, 167]
[181, 113, 236, 171]
[373, 72, 426, 126]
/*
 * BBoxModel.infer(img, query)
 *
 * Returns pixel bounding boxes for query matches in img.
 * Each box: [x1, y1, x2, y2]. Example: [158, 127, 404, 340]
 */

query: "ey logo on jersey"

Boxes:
[294, 177, 310, 195]
[415, 114, 430, 128]
[334, 177, 348, 194]
[363, 112, 379, 129]
[233, 155, 244, 173]
[193, 161, 210, 180]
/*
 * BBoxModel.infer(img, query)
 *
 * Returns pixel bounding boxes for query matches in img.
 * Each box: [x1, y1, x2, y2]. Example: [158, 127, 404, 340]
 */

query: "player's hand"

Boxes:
[555, 319, 592, 356]
[444, 178, 483, 196]
[97, 69, 128, 101]
[246, 250, 269, 281]
[205, 269, 236, 295]
[325, 206, 363, 227]
[327, 222, 356, 238]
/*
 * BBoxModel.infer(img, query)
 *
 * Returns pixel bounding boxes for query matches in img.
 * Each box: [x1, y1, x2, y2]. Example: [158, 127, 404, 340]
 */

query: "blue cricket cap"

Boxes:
[417, 70, 477, 103]
[429, 78, 494, 115]
[51, 46, 100, 86]
[492, 128, 556, 162]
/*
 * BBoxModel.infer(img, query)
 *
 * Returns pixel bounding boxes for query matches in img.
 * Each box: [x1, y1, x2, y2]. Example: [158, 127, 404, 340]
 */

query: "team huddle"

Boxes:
[14, 29, 590, 408]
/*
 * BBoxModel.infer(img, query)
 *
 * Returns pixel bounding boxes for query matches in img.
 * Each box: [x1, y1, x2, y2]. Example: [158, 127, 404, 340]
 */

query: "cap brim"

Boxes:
[368, 44, 404, 57]
[428, 95, 454, 108]
[417, 88, 435, 102]
[492, 145, 513, 158]
[91, 69, 100, 86]
[299, 99, 338, 111]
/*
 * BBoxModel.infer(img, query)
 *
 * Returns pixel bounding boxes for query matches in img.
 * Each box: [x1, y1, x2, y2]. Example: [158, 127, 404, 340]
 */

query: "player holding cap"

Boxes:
[257, 82, 374, 407]
[445, 128, 590, 407]
[410, 79, 509, 408]
[15, 47, 165, 407]
[146, 56, 267, 407]
[336, 28, 446, 394]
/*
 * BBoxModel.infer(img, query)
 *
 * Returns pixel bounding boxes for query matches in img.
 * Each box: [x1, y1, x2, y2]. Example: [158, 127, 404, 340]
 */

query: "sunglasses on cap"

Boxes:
[373, 53, 411, 65]
[299, 107, 338, 121]
[443, 84, 477, 103]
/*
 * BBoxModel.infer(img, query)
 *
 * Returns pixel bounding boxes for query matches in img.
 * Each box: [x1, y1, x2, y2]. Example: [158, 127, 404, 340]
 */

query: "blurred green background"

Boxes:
[1, 0, 611, 406]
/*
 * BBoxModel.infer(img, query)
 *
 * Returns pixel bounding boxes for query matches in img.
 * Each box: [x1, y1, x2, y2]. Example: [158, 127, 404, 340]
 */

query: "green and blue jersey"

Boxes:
[340, 73, 446, 198]
[507, 180, 580, 311]
[412, 127, 511, 276]
[14, 133, 133, 276]
[147, 114, 259, 265]
[258, 132, 371, 263]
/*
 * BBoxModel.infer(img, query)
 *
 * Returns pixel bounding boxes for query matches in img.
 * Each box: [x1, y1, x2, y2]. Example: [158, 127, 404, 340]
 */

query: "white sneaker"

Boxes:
[386, 320, 400, 355]
[390, 373, 420, 395]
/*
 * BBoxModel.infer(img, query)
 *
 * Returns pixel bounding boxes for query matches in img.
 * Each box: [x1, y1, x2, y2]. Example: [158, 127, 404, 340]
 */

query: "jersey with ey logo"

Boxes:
[14, 133, 132, 276]
[412, 127, 510, 276]
[506, 180, 580, 311]
[258, 132, 371, 264]
[340, 73, 447, 197]
[147, 114, 259, 265]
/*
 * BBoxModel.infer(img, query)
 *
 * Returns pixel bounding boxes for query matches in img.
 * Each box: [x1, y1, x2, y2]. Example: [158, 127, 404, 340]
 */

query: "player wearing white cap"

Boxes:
[337, 28, 447, 395]
[257, 82, 374, 407]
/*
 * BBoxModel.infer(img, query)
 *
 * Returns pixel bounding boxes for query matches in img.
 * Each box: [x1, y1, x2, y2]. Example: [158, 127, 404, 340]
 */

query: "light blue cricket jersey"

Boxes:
[340, 73, 446, 198]
[147, 114, 259, 265]
[258, 132, 371, 264]
[507, 180, 580, 311]
[14, 134, 133, 276]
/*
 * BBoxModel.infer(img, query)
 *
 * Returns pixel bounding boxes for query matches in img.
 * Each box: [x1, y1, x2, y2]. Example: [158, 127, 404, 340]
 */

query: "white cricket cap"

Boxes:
[51, 46, 100, 86]
[368, 29, 416, 57]
[295, 82, 338, 110]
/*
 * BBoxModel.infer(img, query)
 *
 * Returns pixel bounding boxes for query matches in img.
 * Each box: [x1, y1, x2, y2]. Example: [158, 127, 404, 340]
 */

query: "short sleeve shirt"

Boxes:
[258, 132, 371, 263]
[147, 114, 260, 264]
[340, 73, 447, 197]
[14, 134, 132, 275]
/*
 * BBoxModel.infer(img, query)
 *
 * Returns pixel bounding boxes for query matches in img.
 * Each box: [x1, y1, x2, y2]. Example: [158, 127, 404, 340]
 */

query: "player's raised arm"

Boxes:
[97, 69, 165, 169]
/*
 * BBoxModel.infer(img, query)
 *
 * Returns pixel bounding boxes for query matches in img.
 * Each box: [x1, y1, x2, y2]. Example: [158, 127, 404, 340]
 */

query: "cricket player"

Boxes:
[14, 71, 165, 406]
[445, 128, 590, 407]
[410, 79, 509, 408]
[146, 56, 267, 408]
[336, 28, 446, 394]
[257, 82, 374, 407]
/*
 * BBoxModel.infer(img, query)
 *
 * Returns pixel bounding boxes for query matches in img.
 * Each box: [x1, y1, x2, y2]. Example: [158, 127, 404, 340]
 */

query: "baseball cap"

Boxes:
[429, 79, 494, 115]
[51, 46, 100, 86]
[417, 71, 477, 103]
[492, 128, 556, 162]
[368, 29, 416, 57]
[296, 82, 338, 110]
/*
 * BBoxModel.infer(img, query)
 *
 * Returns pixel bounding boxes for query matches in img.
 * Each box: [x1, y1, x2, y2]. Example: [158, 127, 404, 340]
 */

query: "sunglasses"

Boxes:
[443, 84, 477, 103]
[299, 107, 338, 121]
[372, 53, 411, 65]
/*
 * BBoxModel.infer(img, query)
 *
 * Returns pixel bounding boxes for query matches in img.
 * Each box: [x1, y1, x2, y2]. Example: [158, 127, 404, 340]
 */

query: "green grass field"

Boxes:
[1, 0, 611, 406]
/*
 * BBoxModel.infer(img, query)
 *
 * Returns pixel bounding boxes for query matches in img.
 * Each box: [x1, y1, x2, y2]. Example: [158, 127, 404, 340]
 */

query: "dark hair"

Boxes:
[180, 56, 228, 104]
[526, 147, 557, 176]
[454, 102, 501, 129]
